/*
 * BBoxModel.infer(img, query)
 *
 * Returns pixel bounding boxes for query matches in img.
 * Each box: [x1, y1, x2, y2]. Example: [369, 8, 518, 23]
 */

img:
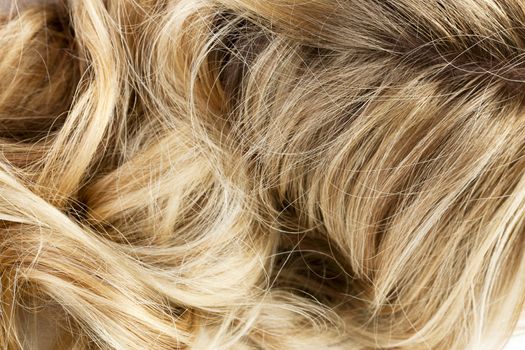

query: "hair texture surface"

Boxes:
[1, 0, 525, 349]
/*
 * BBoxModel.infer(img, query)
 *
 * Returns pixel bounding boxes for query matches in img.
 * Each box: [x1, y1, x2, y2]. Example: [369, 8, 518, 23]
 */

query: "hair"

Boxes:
[1, 0, 525, 349]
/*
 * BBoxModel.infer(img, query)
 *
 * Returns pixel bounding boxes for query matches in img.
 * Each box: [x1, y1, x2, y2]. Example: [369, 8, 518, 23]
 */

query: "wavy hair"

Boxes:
[1, 0, 525, 349]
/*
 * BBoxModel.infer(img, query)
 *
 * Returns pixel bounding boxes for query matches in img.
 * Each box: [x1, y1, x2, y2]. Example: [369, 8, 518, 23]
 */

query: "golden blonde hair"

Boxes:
[1, 0, 525, 349]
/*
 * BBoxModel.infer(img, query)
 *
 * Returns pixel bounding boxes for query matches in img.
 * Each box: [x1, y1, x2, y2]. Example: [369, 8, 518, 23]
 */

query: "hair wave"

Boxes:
[1, 0, 525, 349]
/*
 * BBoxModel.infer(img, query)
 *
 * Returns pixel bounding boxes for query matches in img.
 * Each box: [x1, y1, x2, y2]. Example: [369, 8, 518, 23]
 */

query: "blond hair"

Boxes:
[1, 0, 525, 349]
